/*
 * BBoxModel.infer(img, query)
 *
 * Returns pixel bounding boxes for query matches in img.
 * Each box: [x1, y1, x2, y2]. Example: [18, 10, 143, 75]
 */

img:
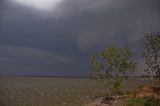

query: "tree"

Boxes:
[143, 32, 160, 85]
[89, 47, 136, 95]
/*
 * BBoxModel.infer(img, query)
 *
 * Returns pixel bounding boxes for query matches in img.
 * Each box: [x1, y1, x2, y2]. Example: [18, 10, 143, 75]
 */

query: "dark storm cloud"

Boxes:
[0, 45, 84, 76]
[0, 0, 160, 76]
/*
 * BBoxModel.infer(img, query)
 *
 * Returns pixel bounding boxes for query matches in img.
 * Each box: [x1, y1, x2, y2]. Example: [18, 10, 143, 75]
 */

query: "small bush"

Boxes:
[126, 97, 156, 106]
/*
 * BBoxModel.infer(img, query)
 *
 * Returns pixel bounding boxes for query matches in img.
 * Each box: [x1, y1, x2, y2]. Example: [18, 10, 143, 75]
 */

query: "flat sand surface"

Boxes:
[0, 77, 149, 106]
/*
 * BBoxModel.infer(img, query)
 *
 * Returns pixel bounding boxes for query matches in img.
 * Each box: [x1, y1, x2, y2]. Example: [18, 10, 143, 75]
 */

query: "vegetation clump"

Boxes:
[126, 97, 156, 106]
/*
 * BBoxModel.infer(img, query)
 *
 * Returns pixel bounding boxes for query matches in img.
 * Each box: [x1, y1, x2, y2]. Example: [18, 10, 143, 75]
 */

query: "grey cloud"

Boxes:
[0, 45, 86, 76]
[2, 0, 160, 49]
[1, 0, 133, 20]
[0, 45, 75, 65]
[0, 0, 160, 76]
[74, 0, 160, 52]
[0, 56, 17, 63]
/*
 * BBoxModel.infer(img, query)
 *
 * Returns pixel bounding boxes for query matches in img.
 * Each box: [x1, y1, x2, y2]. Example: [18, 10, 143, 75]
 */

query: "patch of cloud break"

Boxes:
[12, 0, 63, 12]
[3, 0, 133, 19]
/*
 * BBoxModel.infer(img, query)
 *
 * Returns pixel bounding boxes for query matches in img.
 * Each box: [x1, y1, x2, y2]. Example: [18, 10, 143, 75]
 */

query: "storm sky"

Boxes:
[0, 0, 160, 76]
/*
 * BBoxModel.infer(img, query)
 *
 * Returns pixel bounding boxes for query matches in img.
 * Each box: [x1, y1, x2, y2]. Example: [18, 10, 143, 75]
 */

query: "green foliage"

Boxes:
[143, 32, 160, 85]
[89, 47, 136, 95]
[126, 97, 156, 106]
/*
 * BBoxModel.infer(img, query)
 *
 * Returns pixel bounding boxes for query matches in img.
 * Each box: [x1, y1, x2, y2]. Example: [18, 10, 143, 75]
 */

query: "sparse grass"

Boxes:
[126, 97, 156, 106]
[0, 77, 149, 106]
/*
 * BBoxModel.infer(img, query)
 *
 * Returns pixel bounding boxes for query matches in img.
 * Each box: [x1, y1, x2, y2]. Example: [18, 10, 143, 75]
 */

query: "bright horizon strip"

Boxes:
[12, 0, 63, 11]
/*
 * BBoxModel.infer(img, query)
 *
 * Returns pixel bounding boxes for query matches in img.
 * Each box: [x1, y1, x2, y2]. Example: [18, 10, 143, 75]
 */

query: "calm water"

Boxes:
[0, 77, 148, 106]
